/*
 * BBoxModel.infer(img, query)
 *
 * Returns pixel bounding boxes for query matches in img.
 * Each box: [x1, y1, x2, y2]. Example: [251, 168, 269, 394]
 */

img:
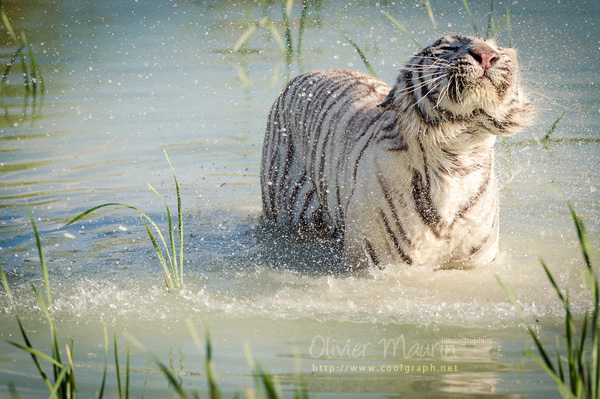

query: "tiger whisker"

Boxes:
[403, 62, 449, 69]
[435, 77, 452, 108]
[395, 74, 446, 96]
[410, 80, 444, 110]
[404, 60, 450, 69]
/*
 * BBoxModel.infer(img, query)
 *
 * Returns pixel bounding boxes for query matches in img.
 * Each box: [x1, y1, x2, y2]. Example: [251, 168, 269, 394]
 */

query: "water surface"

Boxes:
[1, 0, 599, 397]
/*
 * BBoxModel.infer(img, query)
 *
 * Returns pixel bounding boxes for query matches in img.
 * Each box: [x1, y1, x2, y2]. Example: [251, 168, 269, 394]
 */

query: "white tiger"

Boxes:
[260, 35, 532, 269]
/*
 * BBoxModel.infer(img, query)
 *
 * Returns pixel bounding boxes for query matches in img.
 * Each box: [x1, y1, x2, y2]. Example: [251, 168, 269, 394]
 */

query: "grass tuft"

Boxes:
[0, 0, 44, 99]
[66, 151, 185, 291]
[1, 216, 76, 399]
[498, 201, 599, 399]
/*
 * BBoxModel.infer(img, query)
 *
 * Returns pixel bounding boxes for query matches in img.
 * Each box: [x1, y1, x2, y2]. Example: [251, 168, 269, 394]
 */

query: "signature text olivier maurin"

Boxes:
[310, 335, 492, 359]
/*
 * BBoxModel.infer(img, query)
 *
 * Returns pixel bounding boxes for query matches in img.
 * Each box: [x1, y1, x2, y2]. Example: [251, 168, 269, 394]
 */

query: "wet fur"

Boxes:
[260, 35, 532, 269]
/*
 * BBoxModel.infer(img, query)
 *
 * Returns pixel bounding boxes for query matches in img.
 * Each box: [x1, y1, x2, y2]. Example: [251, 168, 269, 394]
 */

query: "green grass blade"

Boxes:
[176, 176, 183, 285]
[126, 344, 131, 399]
[7, 381, 20, 399]
[114, 333, 123, 399]
[243, 343, 264, 399]
[381, 11, 422, 49]
[577, 313, 588, 389]
[556, 337, 565, 384]
[257, 363, 282, 399]
[283, 0, 294, 58]
[0, 264, 15, 307]
[424, 0, 437, 32]
[31, 285, 53, 328]
[48, 365, 70, 399]
[204, 330, 223, 399]
[66, 203, 136, 226]
[0, 45, 24, 98]
[567, 202, 595, 270]
[148, 183, 177, 281]
[539, 259, 566, 303]
[526, 326, 558, 377]
[141, 219, 173, 291]
[29, 213, 51, 308]
[461, 0, 479, 35]
[495, 275, 524, 312]
[66, 340, 76, 397]
[187, 322, 222, 399]
[543, 112, 565, 141]
[7, 341, 64, 368]
[297, 0, 308, 58]
[506, 7, 512, 47]
[21, 32, 39, 95]
[125, 332, 189, 399]
[17, 49, 30, 94]
[0, 2, 18, 44]
[97, 325, 108, 399]
[30, 283, 63, 394]
[526, 350, 575, 398]
[491, 14, 506, 39]
[30, 284, 63, 384]
[265, 19, 286, 53]
[343, 35, 377, 78]
[67, 202, 176, 290]
[233, 23, 258, 53]
[594, 326, 600, 399]
[1, 266, 53, 392]
[164, 150, 184, 286]
[486, 0, 495, 39]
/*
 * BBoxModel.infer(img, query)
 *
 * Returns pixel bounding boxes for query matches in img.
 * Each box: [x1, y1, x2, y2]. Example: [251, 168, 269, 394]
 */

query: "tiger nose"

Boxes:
[469, 49, 499, 71]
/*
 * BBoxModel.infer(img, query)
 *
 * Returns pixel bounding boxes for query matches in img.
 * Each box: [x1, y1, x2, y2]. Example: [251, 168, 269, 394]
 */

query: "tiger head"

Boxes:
[394, 35, 529, 130]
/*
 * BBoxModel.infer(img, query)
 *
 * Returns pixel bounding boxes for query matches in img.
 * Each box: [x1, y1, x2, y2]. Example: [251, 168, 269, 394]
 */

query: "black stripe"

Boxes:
[309, 79, 359, 183]
[266, 97, 284, 214]
[288, 171, 307, 210]
[317, 82, 367, 223]
[299, 190, 316, 225]
[450, 168, 492, 227]
[306, 75, 359, 148]
[364, 239, 379, 266]
[379, 209, 413, 265]
[377, 173, 414, 249]
[412, 167, 442, 236]
[469, 233, 491, 256]
[350, 117, 381, 183]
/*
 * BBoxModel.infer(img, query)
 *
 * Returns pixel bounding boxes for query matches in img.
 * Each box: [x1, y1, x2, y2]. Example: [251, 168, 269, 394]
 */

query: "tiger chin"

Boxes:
[260, 35, 532, 270]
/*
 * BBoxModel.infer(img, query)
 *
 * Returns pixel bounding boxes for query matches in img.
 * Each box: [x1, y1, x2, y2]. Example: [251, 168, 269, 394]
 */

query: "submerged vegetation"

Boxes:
[1, 216, 311, 399]
[66, 151, 185, 291]
[0, 0, 44, 123]
[233, 0, 311, 64]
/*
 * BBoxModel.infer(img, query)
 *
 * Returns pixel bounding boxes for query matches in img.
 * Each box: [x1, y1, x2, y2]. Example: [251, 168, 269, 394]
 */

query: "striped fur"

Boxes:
[260, 35, 532, 269]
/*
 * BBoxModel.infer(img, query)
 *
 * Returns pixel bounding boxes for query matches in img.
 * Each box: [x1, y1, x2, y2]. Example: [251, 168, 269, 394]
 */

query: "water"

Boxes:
[0, 0, 599, 397]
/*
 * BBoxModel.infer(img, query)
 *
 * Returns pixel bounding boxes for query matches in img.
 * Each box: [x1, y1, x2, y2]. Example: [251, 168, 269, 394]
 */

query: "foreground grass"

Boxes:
[1, 215, 310, 399]
[66, 151, 184, 292]
[499, 202, 599, 399]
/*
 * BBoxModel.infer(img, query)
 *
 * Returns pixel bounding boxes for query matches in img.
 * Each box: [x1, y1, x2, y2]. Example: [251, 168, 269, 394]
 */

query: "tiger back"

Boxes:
[261, 69, 392, 235]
